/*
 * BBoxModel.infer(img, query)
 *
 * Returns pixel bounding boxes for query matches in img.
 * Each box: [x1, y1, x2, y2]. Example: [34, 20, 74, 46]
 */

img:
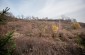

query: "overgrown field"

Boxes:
[0, 8, 85, 55]
[7, 20, 85, 55]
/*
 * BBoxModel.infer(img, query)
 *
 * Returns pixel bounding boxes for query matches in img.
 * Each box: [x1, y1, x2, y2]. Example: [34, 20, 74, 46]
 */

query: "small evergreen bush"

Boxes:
[0, 31, 16, 55]
[78, 32, 85, 47]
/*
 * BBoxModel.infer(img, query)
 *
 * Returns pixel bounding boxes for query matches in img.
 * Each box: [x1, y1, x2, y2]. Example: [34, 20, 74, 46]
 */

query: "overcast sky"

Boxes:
[0, 0, 85, 22]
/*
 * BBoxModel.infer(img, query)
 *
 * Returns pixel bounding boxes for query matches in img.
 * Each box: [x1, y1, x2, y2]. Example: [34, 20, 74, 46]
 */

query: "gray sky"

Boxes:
[0, 0, 85, 22]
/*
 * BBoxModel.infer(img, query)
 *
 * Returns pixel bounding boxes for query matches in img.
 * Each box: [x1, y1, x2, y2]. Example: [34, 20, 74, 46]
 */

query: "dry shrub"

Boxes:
[12, 36, 82, 55]
[0, 25, 8, 37]
[55, 30, 75, 42]
[72, 22, 81, 29]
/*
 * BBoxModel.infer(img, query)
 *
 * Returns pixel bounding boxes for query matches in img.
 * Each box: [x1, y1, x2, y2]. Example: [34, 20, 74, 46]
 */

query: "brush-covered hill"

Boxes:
[5, 16, 85, 55]
[0, 8, 85, 55]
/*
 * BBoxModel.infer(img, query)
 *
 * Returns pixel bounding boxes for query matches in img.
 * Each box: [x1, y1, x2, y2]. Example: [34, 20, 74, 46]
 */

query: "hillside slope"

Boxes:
[5, 19, 85, 55]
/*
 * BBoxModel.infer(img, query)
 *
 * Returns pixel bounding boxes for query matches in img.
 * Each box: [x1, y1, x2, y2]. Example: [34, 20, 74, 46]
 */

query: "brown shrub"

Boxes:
[72, 22, 81, 29]
[12, 36, 82, 55]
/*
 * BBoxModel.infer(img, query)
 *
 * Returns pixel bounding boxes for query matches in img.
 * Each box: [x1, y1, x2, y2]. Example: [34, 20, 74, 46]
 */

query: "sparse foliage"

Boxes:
[0, 7, 10, 25]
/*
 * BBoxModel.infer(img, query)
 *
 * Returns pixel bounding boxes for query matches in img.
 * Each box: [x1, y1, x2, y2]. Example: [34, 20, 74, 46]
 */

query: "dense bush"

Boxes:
[0, 32, 16, 55]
